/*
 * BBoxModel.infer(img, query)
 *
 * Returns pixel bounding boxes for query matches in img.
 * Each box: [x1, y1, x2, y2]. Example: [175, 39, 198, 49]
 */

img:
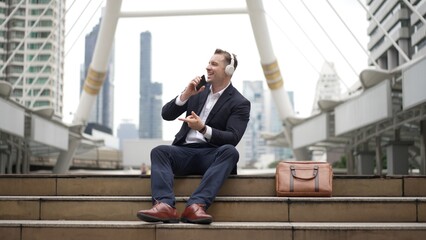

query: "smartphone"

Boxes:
[196, 75, 207, 90]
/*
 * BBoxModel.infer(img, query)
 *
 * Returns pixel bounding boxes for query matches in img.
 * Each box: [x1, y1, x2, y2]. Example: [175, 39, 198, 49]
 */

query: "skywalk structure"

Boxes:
[0, 0, 69, 174]
[0, 0, 425, 175]
[288, 0, 426, 175]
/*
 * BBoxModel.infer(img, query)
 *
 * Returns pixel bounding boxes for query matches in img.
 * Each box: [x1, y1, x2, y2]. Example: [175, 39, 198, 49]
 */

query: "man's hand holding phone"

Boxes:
[180, 75, 207, 102]
[196, 75, 207, 91]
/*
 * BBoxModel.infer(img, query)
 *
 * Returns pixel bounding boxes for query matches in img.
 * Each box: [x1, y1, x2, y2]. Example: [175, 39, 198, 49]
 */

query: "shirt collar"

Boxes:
[209, 81, 231, 96]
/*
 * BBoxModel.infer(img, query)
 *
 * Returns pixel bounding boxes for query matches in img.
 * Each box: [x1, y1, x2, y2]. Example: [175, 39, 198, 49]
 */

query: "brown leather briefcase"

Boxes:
[275, 161, 333, 197]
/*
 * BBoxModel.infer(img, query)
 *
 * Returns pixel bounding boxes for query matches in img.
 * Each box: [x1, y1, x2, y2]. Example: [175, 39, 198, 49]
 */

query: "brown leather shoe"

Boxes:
[136, 202, 179, 223]
[181, 203, 212, 224]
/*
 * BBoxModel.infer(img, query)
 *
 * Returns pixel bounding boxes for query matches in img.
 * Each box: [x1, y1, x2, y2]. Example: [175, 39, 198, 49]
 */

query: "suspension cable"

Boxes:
[325, 0, 380, 69]
[0, 0, 55, 75]
[65, 0, 104, 57]
[66, 0, 77, 13]
[300, 0, 356, 89]
[263, 10, 320, 76]
[13, 32, 53, 89]
[401, 0, 426, 28]
[276, 0, 329, 65]
[65, 0, 94, 38]
[356, 0, 410, 62]
[0, 0, 25, 29]
[277, 0, 349, 90]
[14, 2, 67, 105]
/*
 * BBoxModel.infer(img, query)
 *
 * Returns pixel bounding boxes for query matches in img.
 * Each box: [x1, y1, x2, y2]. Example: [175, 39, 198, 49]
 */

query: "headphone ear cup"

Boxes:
[225, 65, 235, 76]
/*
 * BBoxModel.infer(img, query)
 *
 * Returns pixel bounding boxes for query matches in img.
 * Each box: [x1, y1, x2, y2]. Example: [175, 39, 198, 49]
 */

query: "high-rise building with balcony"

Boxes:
[0, 0, 65, 118]
[367, 0, 426, 69]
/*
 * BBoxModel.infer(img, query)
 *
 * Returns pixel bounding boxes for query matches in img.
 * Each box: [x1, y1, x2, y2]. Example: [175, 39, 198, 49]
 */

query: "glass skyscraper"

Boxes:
[139, 31, 162, 139]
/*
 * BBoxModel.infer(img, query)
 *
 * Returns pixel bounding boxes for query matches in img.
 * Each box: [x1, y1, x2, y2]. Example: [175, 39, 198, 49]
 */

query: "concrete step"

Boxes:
[1, 196, 425, 222]
[1, 174, 426, 197]
[1, 220, 426, 240]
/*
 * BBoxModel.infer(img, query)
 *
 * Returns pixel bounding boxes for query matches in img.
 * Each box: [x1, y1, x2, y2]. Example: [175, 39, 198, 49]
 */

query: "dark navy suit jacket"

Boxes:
[162, 83, 251, 148]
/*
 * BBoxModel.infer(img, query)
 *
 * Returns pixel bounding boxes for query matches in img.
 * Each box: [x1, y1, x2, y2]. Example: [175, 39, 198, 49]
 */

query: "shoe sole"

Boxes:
[181, 217, 212, 224]
[136, 212, 179, 223]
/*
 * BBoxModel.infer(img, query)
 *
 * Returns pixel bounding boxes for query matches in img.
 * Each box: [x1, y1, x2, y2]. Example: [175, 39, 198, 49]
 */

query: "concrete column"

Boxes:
[7, 141, 14, 173]
[0, 139, 6, 174]
[398, 39, 410, 65]
[16, 141, 22, 174]
[23, 144, 30, 174]
[420, 120, 426, 175]
[378, 57, 387, 69]
[375, 136, 383, 176]
[0, 152, 5, 174]
[387, 48, 398, 69]
[386, 143, 410, 175]
[347, 149, 355, 175]
[355, 152, 375, 175]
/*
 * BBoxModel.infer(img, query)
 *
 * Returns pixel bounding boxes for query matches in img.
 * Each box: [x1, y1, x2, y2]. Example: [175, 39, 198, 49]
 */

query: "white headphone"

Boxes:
[225, 53, 235, 76]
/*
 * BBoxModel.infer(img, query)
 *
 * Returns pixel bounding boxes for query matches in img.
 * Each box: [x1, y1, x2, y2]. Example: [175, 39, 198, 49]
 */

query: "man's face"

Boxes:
[206, 54, 227, 82]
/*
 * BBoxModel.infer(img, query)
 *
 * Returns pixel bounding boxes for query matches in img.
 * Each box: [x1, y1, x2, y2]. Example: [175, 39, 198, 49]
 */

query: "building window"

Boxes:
[31, 9, 53, 16]
[12, 89, 22, 97]
[28, 43, 52, 50]
[414, 39, 426, 53]
[28, 54, 51, 61]
[28, 66, 51, 73]
[33, 101, 50, 107]
[30, 31, 51, 38]
[30, 0, 51, 4]
[27, 77, 48, 84]
[30, 20, 53, 27]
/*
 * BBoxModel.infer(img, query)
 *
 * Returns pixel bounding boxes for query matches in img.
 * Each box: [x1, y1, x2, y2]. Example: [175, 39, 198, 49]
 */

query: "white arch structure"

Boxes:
[54, 0, 309, 173]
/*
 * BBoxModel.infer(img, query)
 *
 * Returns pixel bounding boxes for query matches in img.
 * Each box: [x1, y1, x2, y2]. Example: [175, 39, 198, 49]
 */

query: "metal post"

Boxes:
[54, 0, 123, 173]
[246, 0, 310, 160]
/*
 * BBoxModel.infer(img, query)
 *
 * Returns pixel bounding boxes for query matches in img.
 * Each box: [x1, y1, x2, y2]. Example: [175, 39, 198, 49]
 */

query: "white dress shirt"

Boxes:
[175, 83, 230, 143]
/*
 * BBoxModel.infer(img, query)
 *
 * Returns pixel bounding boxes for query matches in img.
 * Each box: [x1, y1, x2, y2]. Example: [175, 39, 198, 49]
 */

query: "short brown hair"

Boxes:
[214, 48, 238, 70]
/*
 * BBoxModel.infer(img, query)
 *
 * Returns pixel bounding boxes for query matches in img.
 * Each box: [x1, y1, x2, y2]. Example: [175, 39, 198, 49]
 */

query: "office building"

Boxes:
[242, 81, 294, 168]
[117, 120, 139, 149]
[311, 62, 341, 115]
[265, 90, 294, 160]
[242, 81, 266, 167]
[139, 31, 162, 139]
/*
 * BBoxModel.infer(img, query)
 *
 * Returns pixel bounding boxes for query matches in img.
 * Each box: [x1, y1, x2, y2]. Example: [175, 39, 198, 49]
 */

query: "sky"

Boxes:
[63, 0, 370, 140]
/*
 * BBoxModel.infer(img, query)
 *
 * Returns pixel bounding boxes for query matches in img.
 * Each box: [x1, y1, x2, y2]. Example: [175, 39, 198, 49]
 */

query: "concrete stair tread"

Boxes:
[2, 220, 426, 229]
[1, 195, 425, 201]
[1, 174, 426, 197]
[2, 175, 426, 240]
[3, 220, 426, 240]
[1, 195, 425, 222]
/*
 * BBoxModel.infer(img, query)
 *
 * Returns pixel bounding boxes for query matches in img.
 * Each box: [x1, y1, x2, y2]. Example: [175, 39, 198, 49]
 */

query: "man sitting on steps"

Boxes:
[136, 49, 251, 224]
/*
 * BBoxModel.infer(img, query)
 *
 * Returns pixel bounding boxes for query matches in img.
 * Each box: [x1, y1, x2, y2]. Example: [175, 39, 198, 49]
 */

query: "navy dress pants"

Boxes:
[150, 143, 239, 209]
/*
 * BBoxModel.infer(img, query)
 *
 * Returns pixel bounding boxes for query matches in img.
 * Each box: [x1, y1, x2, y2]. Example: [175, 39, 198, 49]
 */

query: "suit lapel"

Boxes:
[197, 85, 210, 114]
[205, 85, 234, 123]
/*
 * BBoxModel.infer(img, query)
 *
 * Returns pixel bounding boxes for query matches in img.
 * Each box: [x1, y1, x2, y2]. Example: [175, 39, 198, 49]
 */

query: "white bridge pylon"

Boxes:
[54, 0, 309, 173]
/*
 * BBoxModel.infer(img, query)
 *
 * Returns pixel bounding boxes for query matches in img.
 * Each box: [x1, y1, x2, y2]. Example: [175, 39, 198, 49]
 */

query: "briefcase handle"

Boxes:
[290, 165, 319, 180]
